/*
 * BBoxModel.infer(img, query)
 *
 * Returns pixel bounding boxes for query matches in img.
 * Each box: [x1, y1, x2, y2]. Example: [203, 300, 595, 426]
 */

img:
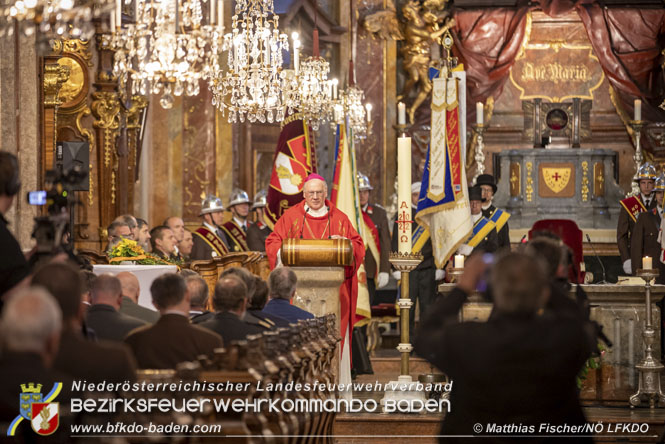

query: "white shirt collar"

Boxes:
[472, 213, 482, 223]
[203, 221, 218, 232]
[304, 204, 329, 217]
[642, 193, 652, 203]
[481, 201, 492, 211]
[362, 203, 369, 212]
[233, 216, 246, 229]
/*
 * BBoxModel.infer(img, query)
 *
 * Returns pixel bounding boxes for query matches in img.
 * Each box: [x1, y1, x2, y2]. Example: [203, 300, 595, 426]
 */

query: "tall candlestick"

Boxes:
[397, 102, 406, 125]
[397, 136, 412, 254]
[634, 99, 642, 121]
[643, 256, 653, 270]
[476, 102, 484, 125]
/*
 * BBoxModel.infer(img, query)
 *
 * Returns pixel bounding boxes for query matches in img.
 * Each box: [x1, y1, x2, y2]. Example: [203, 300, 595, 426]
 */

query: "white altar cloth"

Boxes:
[92, 264, 178, 310]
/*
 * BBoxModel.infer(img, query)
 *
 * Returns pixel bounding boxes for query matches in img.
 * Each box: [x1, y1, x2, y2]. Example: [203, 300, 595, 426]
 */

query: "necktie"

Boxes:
[646, 199, 650, 208]
[242, 224, 247, 232]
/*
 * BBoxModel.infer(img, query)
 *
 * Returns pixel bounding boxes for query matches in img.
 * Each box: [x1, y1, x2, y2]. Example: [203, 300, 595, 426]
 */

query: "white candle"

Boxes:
[218, 0, 223, 29]
[110, 10, 115, 30]
[643, 256, 652, 270]
[210, 0, 214, 25]
[397, 102, 406, 125]
[115, 0, 121, 27]
[476, 102, 484, 125]
[397, 136, 412, 254]
[634, 99, 641, 121]
[332, 78, 338, 100]
[454, 254, 465, 269]
[294, 43, 299, 75]
[365, 103, 372, 123]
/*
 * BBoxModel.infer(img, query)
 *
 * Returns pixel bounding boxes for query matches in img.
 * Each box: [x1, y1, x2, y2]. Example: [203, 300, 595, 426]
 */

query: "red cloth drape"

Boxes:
[453, 1, 665, 148]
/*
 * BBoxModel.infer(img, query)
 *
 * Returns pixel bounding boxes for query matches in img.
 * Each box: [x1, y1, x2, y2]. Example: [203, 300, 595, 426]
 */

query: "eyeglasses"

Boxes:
[305, 191, 325, 196]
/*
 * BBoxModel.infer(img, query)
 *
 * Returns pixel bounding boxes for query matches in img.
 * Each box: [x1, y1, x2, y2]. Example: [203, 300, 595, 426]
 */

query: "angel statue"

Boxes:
[364, 0, 455, 124]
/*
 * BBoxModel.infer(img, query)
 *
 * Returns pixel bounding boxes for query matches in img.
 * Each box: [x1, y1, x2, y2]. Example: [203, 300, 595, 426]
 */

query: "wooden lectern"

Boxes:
[280, 239, 353, 387]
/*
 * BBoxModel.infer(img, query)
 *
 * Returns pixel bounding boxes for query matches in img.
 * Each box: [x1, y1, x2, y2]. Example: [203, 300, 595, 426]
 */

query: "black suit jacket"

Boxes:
[248, 308, 291, 328]
[631, 208, 665, 283]
[414, 287, 592, 443]
[124, 313, 223, 369]
[482, 204, 510, 252]
[0, 214, 30, 298]
[85, 304, 147, 342]
[472, 217, 499, 254]
[190, 310, 214, 324]
[199, 311, 264, 345]
[391, 208, 434, 270]
[54, 328, 136, 382]
[120, 296, 160, 323]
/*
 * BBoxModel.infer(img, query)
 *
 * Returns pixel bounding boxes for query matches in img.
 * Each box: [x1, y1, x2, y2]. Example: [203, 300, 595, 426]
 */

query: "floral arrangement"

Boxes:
[108, 238, 180, 266]
[576, 343, 606, 389]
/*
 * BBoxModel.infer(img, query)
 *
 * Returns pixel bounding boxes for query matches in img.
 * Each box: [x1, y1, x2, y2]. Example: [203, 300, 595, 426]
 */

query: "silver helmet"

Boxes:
[357, 172, 373, 191]
[199, 195, 225, 216]
[635, 162, 657, 182]
[228, 189, 251, 207]
[252, 190, 267, 209]
[656, 173, 665, 192]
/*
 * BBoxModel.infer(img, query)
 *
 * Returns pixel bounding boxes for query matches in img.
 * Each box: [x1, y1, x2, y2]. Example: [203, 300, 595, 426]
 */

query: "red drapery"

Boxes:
[453, 0, 665, 149]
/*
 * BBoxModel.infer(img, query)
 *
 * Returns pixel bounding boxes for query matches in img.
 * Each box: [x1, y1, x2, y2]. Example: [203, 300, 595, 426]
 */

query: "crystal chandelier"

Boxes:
[0, 0, 113, 38]
[329, 68, 371, 143]
[102, 0, 223, 109]
[208, 0, 291, 124]
[292, 29, 332, 131]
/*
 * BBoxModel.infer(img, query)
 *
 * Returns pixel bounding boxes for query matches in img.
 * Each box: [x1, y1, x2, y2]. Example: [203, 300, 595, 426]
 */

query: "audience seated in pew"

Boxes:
[117, 271, 160, 323]
[248, 275, 290, 328]
[86, 274, 147, 341]
[220, 267, 273, 330]
[32, 262, 137, 382]
[124, 273, 223, 369]
[263, 267, 314, 323]
[199, 275, 265, 344]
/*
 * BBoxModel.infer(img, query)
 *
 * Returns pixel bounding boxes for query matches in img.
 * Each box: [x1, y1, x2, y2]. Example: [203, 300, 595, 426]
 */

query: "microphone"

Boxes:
[586, 234, 607, 284]
[300, 207, 309, 239]
[520, 234, 527, 243]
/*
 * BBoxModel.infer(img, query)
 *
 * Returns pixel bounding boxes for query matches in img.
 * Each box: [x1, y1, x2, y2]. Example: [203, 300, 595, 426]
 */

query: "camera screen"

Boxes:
[27, 191, 47, 205]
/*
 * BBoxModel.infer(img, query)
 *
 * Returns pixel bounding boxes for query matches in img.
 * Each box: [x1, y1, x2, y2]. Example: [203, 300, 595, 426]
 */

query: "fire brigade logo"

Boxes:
[7, 382, 61, 436]
[542, 167, 571, 194]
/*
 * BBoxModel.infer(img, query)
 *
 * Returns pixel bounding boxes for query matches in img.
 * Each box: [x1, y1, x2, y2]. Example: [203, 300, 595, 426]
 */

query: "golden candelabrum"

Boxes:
[630, 268, 665, 408]
[389, 251, 423, 377]
[629, 120, 647, 197]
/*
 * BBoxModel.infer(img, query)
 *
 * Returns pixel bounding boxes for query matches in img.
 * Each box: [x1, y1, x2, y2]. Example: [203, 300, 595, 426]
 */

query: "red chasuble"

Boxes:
[266, 199, 365, 349]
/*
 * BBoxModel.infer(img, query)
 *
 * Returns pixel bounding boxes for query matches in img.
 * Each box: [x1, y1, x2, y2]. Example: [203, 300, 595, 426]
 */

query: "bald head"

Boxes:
[303, 179, 327, 210]
[91, 274, 123, 309]
[117, 271, 140, 303]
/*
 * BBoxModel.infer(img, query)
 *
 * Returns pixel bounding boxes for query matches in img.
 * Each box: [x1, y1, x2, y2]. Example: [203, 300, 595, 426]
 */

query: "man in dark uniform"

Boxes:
[618, 162, 657, 275]
[631, 173, 665, 283]
[191, 195, 230, 260]
[246, 190, 272, 251]
[392, 182, 445, 332]
[222, 189, 251, 252]
[456, 185, 499, 256]
[358, 172, 391, 304]
[0, 151, 30, 299]
[199, 275, 265, 345]
[476, 174, 511, 252]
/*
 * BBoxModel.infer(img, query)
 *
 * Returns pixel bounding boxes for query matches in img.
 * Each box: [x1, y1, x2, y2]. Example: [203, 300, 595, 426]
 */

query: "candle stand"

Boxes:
[629, 120, 646, 197]
[471, 123, 487, 183]
[629, 268, 665, 408]
[447, 267, 464, 284]
[381, 251, 425, 412]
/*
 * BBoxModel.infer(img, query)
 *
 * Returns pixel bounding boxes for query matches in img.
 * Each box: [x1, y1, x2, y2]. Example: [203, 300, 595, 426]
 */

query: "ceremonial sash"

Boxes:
[488, 207, 511, 232]
[362, 211, 381, 279]
[222, 221, 249, 252]
[194, 226, 229, 257]
[467, 217, 496, 248]
[620, 196, 647, 223]
[412, 223, 431, 254]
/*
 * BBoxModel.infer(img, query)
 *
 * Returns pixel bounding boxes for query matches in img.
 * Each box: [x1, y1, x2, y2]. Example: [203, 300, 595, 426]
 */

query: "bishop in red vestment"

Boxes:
[265, 174, 365, 353]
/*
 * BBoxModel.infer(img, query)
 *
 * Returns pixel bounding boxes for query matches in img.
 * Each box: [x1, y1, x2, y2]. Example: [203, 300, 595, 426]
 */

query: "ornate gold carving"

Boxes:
[510, 162, 521, 196]
[363, 0, 455, 123]
[43, 64, 71, 106]
[594, 162, 605, 197]
[51, 39, 93, 67]
[525, 161, 533, 202]
[92, 91, 120, 167]
[56, 57, 85, 106]
[127, 95, 148, 129]
[581, 161, 589, 202]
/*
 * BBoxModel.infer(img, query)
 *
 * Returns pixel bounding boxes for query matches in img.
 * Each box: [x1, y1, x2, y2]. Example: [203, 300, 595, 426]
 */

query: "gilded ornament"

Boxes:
[43, 64, 71, 106]
[525, 161, 534, 203]
[581, 161, 589, 202]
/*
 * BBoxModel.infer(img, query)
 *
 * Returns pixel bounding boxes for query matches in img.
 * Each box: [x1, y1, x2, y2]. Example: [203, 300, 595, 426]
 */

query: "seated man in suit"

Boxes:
[187, 274, 214, 324]
[136, 218, 152, 252]
[220, 267, 273, 330]
[248, 276, 290, 328]
[106, 220, 131, 253]
[86, 274, 147, 341]
[150, 226, 181, 262]
[263, 267, 314, 323]
[32, 263, 136, 382]
[199, 275, 265, 344]
[415, 252, 593, 442]
[117, 271, 159, 323]
[125, 273, 223, 369]
[0, 287, 72, 434]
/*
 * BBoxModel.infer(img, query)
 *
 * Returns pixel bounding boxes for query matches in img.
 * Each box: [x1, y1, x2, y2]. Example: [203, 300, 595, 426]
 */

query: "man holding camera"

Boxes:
[0, 151, 30, 298]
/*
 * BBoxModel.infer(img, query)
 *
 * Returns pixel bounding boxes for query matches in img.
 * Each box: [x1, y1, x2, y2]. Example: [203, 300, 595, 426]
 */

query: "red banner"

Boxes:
[445, 104, 464, 202]
[265, 114, 317, 229]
